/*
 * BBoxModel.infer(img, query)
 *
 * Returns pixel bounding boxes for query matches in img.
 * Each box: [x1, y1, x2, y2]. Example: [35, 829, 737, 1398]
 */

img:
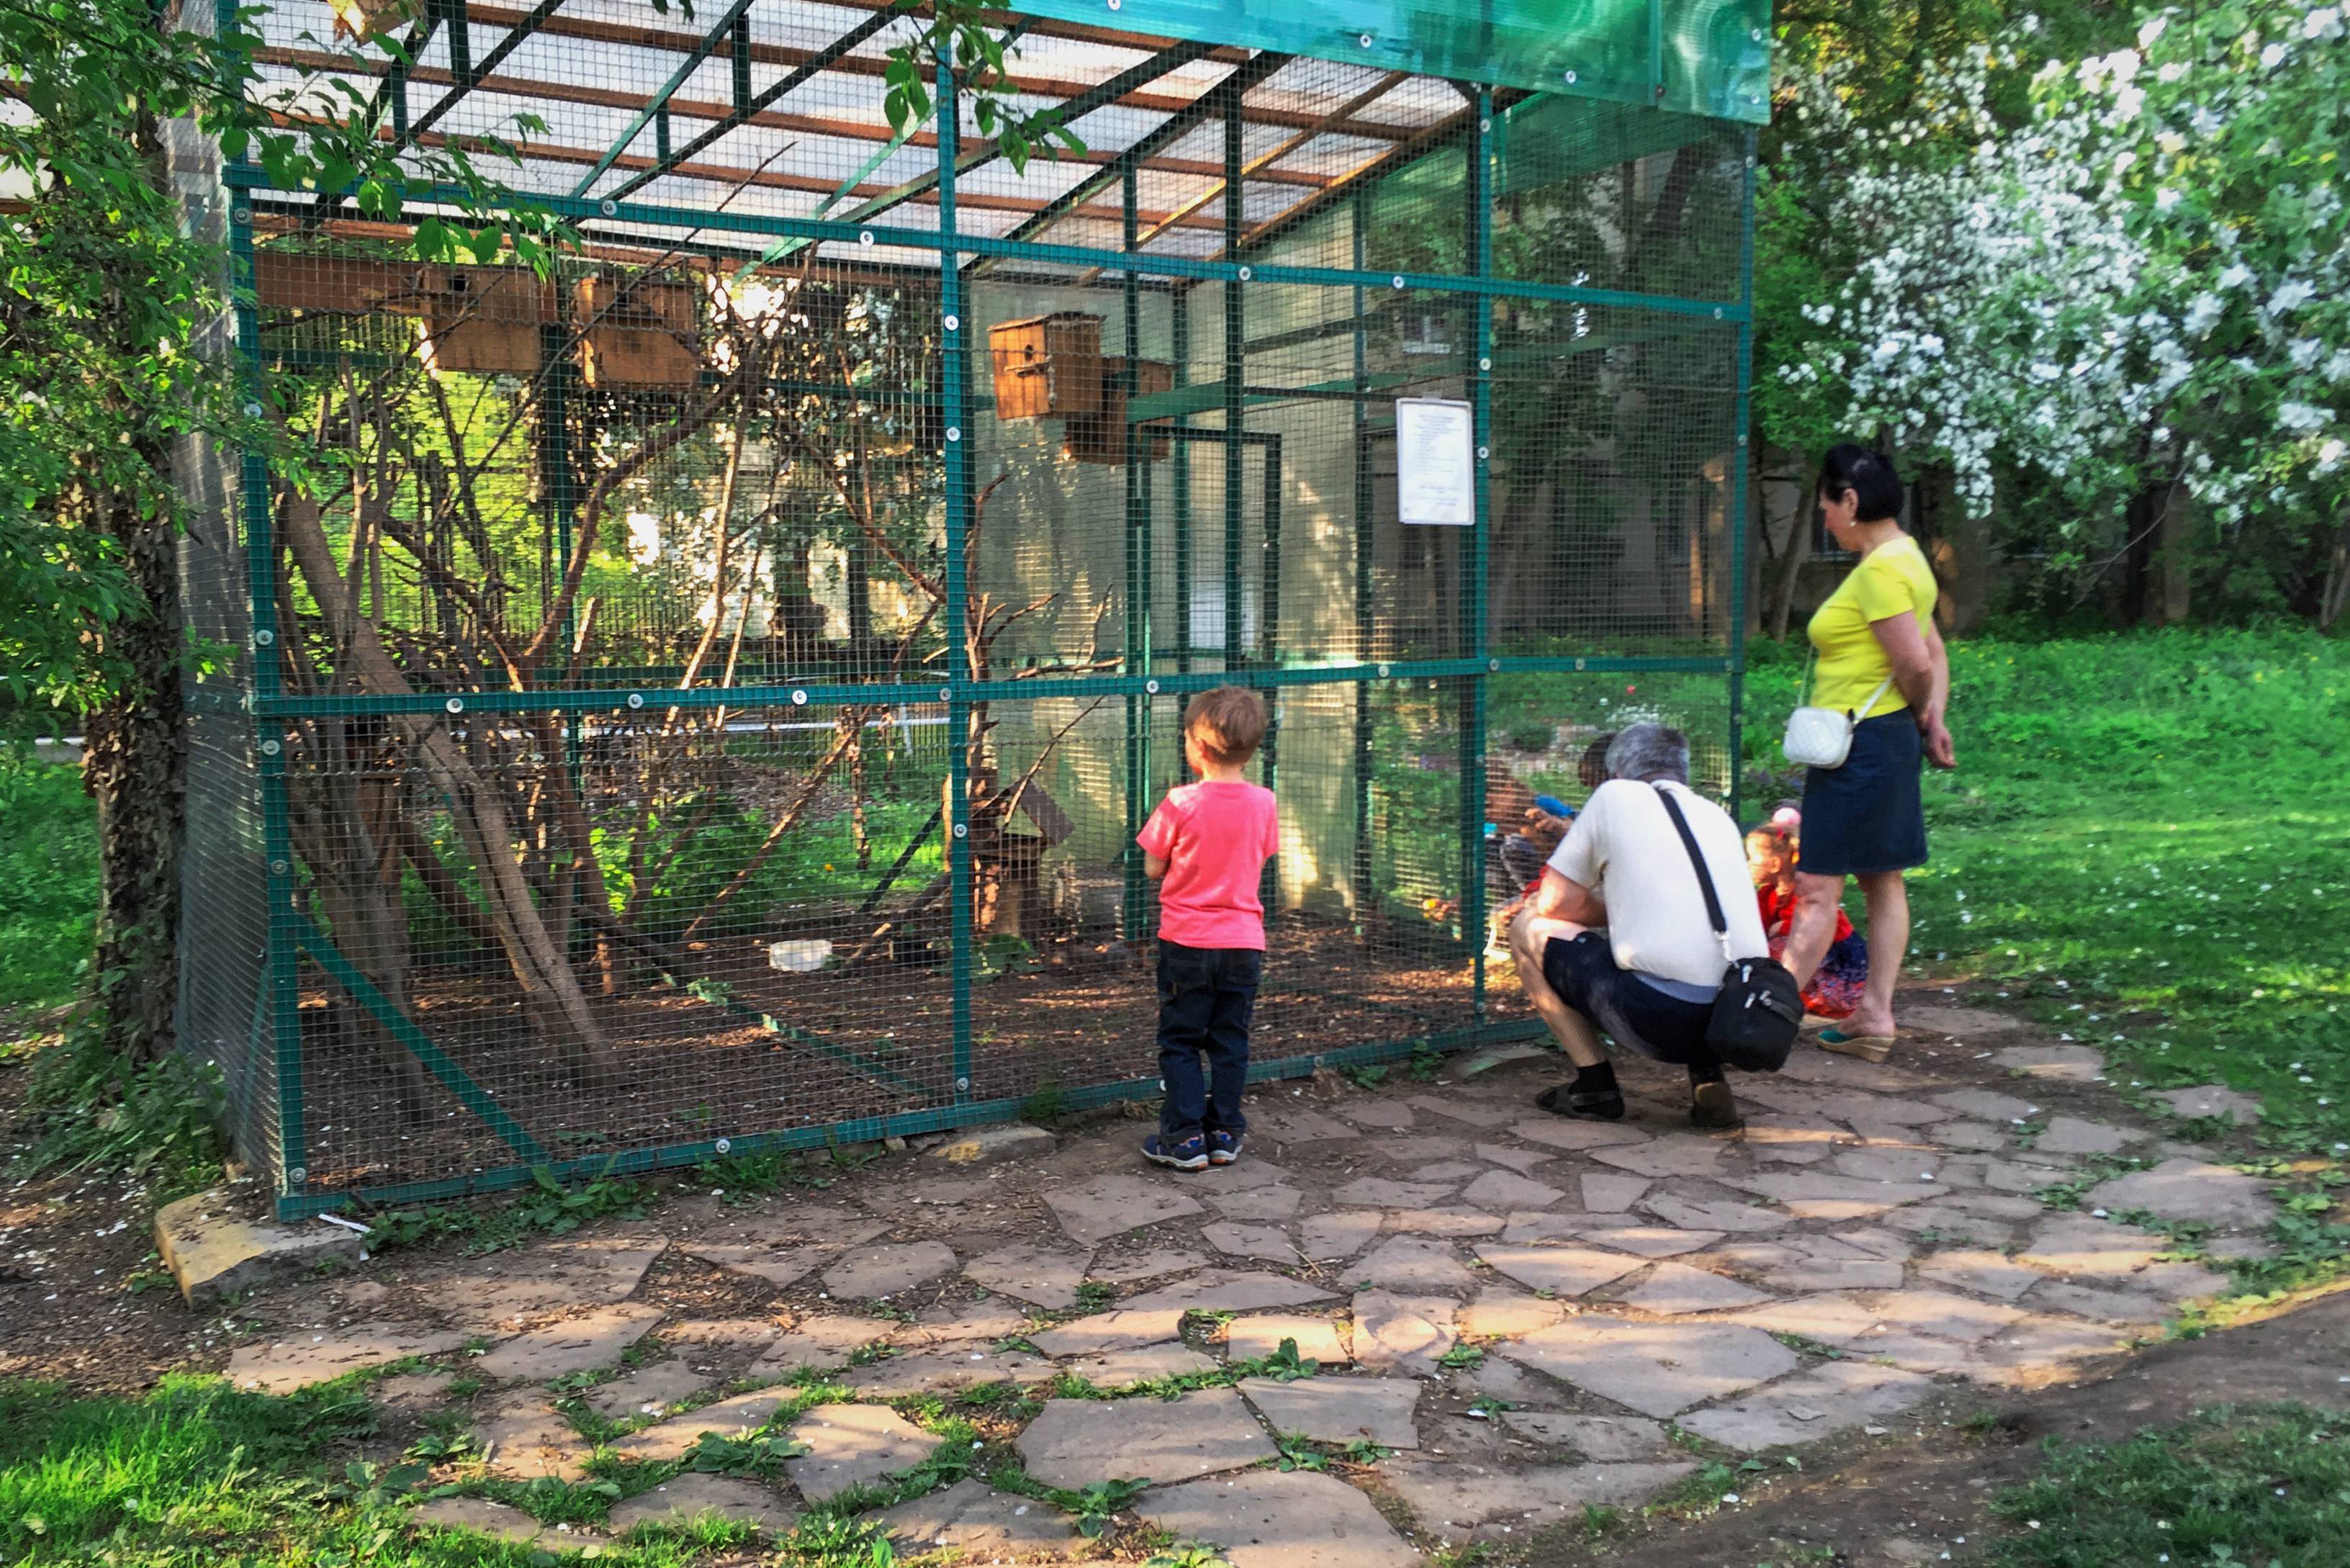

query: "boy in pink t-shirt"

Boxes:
[1135, 686, 1279, 1172]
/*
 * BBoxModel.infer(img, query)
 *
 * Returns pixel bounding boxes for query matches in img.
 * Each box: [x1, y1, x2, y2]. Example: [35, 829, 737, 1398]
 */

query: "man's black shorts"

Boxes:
[1541, 931, 1716, 1069]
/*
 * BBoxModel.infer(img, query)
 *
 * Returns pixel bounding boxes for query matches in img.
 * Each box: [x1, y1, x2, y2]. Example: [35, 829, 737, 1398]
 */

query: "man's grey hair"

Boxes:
[1606, 723, 1691, 785]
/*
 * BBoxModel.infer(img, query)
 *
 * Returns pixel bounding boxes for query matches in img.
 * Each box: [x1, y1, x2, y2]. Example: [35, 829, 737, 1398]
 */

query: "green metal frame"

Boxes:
[213, 11, 1753, 1220]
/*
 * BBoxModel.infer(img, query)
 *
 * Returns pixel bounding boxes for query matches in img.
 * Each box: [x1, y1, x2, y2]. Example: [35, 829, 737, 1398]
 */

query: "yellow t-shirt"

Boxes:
[1807, 535, 1937, 720]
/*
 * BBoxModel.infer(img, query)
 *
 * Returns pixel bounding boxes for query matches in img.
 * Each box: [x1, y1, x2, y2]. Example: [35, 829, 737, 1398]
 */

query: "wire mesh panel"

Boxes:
[188, 0, 1754, 1215]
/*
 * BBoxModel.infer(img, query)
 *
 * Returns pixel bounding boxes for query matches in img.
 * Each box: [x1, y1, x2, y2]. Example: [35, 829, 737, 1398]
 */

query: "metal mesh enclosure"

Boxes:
[184, 0, 1756, 1216]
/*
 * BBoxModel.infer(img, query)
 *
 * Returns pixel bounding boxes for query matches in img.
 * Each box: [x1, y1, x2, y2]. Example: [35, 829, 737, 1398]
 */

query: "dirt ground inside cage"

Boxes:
[290, 919, 1523, 1195]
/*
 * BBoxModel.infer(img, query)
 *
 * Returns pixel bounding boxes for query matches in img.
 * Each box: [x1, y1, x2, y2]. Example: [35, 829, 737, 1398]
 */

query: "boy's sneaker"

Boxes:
[1207, 1130, 1243, 1167]
[1143, 1133, 1208, 1171]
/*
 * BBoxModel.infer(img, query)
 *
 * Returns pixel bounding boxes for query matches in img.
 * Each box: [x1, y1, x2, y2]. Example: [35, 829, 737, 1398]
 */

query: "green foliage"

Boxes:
[681, 1430, 810, 1477]
[20, 1017, 225, 1202]
[361, 1166, 648, 1253]
[1988, 1403, 2350, 1566]
[1436, 1343, 1485, 1371]
[1048, 1476, 1148, 1538]
[1248, 1338, 1320, 1384]
[0, 757, 99, 1010]
[877, 1, 1086, 174]
[1145, 1544, 1235, 1568]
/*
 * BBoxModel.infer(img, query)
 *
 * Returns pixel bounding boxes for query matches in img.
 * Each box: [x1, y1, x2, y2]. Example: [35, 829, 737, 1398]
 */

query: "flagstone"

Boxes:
[1240, 1374, 1423, 1448]
[1462, 1169, 1567, 1211]
[1723, 1171, 1940, 1220]
[1382, 1459, 1698, 1541]
[821, 1241, 959, 1300]
[1678, 1359, 1937, 1451]
[1333, 1177, 1459, 1208]
[1932, 1089, 2041, 1122]
[459, 1231, 671, 1330]
[1338, 1099, 1419, 1130]
[784, 1405, 944, 1502]
[2035, 1117, 2143, 1156]
[608, 1389, 796, 1462]
[1588, 1139, 1729, 1179]
[1995, 1044, 2106, 1081]
[873, 1479, 1082, 1559]
[1473, 1243, 1647, 1298]
[1417, 1161, 1487, 1182]
[474, 1394, 589, 1480]
[1044, 1175, 1205, 1247]
[1616, 1261, 1773, 1315]
[1724, 1292, 1891, 1346]
[1500, 1412, 1670, 1460]
[749, 1315, 898, 1375]
[1832, 1227, 1916, 1262]
[1030, 1309, 1184, 1357]
[1350, 1291, 1459, 1376]
[1204, 1222, 1300, 1263]
[1968, 1315, 2132, 1389]
[1847, 1287, 2029, 1343]
[1119, 1271, 1334, 1314]
[1774, 1049, 1935, 1091]
[1207, 1186, 1308, 1222]
[226, 1324, 467, 1395]
[2026, 1279, 2175, 1326]
[1458, 1286, 1565, 1340]
[1412, 1095, 1519, 1127]
[1917, 1249, 2046, 1301]
[1508, 1119, 1652, 1153]
[1226, 1314, 1351, 1366]
[2017, 1214, 2167, 1277]
[1760, 1256, 1905, 1292]
[1354, 1235, 1480, 1294]
[1377, 1137, 1479, 1164]
[1018, 1387, 1273, 1489]
[1257, 1109, 1364, 1143]
[848, 1346, 1054, 1397]
[1140, 1466, 1421, 1568]
[964, 1243, 1091, 1312]
[585, 1359, 710, 1422]
[1475, 1143, 1558, 1176]
[1382, 1206, 1509, 1238]
[1882, 1201, 2014, 1250]
[2151, 1084, 2262, 1125]
[1501, 1317, 1798, 1418]
[1640, 1196, 1789, 1234]
[412, 1497, 551, 1546]
[2082, 1157, 2277, 1229]
[1061, 1343, 1221, 1386]
[1927, 1119, 2012, 1152]
[1578, 1224, 1724, 1259]
[1581, 1174, 1651, 1212]
[1300, 1212, 1383, 1261]
[606, 1473, 795, 1537]
[680, 1242, 837, 1290]
[1088, 1247, 1206, 1283]
[475, 1303, 665, 1382]
[1847, 1327, 1980, 1375]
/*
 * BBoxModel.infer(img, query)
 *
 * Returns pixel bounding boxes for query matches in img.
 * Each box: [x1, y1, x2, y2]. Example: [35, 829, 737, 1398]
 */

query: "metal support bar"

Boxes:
[731, 9, 751, 113]
[438, 0, 473, 86]
[289, 911, 549, 1166]
[570, 0, 762, 199]
[1351, 183, 1374, 931]
[937, 58, 975, 1107]
[1463, 86, 1495, 1014]
[1172, 289, 1192, 674]
[1729, 127, 1758, 814]
[986, 47, 1288, 257]
[603, 8, 899, 203]
[1122, 166, 1148, 942]
[1222, 79, 1244, 675]
[407, 0, 563, 143]
[540, 326, 585, 801]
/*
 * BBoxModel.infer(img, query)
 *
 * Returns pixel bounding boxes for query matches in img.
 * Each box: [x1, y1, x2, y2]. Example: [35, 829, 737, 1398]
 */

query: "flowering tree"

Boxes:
[1770, 3, 2350, 623]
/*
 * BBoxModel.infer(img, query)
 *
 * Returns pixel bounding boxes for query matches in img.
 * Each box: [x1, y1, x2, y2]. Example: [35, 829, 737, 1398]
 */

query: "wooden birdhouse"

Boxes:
[988, 312, 1104, 420]
[1063, 357, 1174, 464]
[418, 266, 555, 376]
[954, 767, 1075, 940]
[575, 276, 701, 389]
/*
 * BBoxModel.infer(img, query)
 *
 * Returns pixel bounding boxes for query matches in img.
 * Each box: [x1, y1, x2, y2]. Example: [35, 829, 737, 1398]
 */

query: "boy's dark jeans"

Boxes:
[1155, 941, 1261, 1141]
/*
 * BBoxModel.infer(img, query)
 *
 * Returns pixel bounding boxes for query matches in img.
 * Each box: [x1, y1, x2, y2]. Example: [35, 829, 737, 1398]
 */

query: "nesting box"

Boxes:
[251, 252, 433, 316]
[989, 312, 1103, 419]
[419, 266, 555, 376]
[576, 276, 701, 389]
[1063, 357, 1174, 464]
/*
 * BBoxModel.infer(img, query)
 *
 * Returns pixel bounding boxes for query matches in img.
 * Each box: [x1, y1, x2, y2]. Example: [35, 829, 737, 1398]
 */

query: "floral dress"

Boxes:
[1756, 885, 1870, 1020]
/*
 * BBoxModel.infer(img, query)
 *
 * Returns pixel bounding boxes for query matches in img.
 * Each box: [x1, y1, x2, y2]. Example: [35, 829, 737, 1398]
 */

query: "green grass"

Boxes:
[0, 754, 98, 1013]
[1987, 1402, 2350, 1567]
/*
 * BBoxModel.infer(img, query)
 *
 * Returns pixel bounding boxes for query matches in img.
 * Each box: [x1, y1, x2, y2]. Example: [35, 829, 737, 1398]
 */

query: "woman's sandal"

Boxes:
[1535, 1083, 1627, 1121]
[1817, 1028, 1895, 1064]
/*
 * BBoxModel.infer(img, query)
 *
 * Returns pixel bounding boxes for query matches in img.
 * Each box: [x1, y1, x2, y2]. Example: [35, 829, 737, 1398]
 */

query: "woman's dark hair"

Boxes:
[1816, 443, 1904, 523]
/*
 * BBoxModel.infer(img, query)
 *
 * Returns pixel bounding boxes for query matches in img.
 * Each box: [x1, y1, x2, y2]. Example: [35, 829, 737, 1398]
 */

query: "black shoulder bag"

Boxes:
[1651, 785, 1804, 1073]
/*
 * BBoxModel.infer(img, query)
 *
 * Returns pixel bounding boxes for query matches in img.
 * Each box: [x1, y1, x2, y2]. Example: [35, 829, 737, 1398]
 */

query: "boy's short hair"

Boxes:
[1577, 734, 1616, 792]
[1186, 685, 1268, 768]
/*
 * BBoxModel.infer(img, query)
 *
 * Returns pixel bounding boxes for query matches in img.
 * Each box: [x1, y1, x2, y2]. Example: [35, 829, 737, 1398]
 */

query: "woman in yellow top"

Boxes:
[1781, 446, 1956, 1063]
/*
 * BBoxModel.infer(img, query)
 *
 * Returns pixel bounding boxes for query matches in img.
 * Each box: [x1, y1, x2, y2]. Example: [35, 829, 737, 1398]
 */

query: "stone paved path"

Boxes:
[216, 998, 2285, 1563]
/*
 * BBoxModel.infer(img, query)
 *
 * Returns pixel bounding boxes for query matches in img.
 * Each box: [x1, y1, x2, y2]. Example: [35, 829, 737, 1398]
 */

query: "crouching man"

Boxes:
[1507, 723, 1768, 1129]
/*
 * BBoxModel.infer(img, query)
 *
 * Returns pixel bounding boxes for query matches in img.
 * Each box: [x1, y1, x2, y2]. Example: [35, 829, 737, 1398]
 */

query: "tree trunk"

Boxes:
[2152, 479, 2193, 626]
[1930, 487, 1994, 635]
[2318, 504, 2350, 630]
[83, 452, 186, 1068]
[1760, 446, 1811, 640]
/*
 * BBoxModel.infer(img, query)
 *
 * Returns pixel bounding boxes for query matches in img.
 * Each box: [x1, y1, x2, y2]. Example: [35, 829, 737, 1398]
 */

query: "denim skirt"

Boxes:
[1798, 711, 1928, 877]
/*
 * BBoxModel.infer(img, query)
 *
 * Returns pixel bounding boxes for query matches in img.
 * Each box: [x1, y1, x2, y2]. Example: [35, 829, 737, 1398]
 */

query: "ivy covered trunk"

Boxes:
[83, 438, 186, 1069]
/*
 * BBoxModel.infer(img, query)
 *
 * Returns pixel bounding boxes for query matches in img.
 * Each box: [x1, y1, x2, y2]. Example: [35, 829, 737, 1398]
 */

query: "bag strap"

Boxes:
[1848, 671, 1897, 721]
[1652, 784, 1734, 964]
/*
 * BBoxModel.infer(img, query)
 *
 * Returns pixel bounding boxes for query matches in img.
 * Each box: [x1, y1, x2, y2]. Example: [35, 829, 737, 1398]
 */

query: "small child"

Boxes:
[1136, 687, 1280, 1172]
[1746, 807, 1869, 1020]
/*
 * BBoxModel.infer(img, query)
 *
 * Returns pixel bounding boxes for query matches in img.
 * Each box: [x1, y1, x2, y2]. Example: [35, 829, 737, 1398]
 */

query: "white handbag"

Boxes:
[1783, 657, 1896, 770]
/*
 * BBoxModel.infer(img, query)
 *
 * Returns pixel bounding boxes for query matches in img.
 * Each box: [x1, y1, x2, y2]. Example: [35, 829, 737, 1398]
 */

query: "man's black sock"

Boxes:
[1574, 1061, 1620, 1096]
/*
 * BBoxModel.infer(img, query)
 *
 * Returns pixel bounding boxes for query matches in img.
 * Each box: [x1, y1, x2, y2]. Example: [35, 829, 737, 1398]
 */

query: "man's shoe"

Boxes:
[1535, 1082, 1626, 1121]
[1207, 1130, 1243, 1167]
[1690, 1078, 1743, 1130]
[1143, 1133, 1209, 1171]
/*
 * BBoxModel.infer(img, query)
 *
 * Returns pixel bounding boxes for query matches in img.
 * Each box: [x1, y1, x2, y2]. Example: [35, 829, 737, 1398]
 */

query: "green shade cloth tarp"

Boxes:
[1013, 0, 1771, 124]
